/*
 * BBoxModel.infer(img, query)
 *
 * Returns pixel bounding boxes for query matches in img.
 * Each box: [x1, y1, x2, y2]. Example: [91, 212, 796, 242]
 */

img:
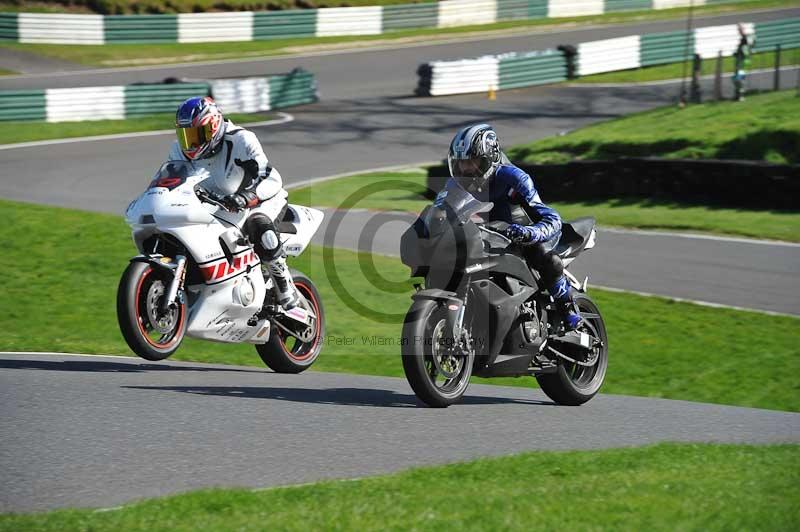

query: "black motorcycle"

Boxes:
[400, 181, 608, 407]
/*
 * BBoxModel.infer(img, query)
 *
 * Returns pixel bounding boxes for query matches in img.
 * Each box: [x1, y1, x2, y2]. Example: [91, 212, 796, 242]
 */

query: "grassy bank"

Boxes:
[2, 443, 798, 529]
[507, 90, 800, 165]
[578, 48, 800, 84]
[290, 170, 800, 241]
[0, 1, 792, 67]
[1, 198, 799, 411]
[2, 112, 275, 145]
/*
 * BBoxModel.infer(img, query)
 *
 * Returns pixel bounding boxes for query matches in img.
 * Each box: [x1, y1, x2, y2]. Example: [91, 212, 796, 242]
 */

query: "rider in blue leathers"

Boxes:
[446, 124, 581, 329]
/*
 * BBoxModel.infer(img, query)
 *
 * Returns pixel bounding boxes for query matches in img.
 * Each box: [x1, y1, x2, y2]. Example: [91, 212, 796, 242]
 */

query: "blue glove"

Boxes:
[506, 223, 544, 244]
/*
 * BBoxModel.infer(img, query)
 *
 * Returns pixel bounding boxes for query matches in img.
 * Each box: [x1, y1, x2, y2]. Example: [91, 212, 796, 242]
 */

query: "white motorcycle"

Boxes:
[117, 160, 325, 373]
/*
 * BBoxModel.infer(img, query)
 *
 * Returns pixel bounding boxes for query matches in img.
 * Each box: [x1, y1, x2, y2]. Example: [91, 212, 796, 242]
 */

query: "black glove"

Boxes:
[222, 193, 247, 212]
[223, 191, 259, 212]
[234, 158, 260, 184]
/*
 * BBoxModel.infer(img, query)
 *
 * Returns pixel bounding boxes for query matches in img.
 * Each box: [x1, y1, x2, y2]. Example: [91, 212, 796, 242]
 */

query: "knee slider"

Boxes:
[260, 230, 280, 252]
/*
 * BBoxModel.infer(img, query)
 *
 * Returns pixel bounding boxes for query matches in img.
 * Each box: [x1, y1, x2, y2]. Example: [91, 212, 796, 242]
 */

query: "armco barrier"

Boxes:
[0, 0, 753, 45]
[754, 18, 800, 52]
[498, 50, 568, 89]
[577, 35, 640, 76]
[416, 17, 799, 96]
[417, 50, 566, 96]
[210, 70, 318, 112]
[0, 89, 45, 121]
[125, 82, 210, 117]
[639, 30, 692, 66]
[0, 71, 318, 123]
[417, 56, 500, 96]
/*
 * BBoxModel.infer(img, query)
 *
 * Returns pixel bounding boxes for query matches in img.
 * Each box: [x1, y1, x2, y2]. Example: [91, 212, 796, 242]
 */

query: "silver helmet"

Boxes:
[447, 124, 501, 191]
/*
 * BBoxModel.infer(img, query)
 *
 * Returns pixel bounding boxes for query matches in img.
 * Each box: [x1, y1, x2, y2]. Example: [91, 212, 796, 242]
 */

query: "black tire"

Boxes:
[536, 293, 608, 405]
[256, 270, 325, 373]
[117, 261, 186, 361]
[401, 299, 474, 408]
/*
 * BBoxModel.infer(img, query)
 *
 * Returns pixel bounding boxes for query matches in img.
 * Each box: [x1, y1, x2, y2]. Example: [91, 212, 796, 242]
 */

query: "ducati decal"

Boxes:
[199, 251, 259, 284]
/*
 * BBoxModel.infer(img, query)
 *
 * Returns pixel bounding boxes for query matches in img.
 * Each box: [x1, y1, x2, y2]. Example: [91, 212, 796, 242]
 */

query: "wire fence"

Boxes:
[683, 44, 800, 102]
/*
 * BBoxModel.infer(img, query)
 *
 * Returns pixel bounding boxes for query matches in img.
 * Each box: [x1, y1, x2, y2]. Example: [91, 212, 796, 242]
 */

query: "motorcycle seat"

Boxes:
[554, 217, 596, 259]
[277, 207, 298, 235]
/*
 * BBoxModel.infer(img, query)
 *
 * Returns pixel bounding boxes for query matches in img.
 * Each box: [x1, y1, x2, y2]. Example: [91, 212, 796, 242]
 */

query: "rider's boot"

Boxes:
[265, 254, 299, 310]
[550, 276, 581, 331]
[260, 229, 299, 310]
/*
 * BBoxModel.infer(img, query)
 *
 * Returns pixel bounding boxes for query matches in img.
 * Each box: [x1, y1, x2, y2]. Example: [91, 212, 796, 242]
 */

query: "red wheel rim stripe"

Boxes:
[279, 281, 322, 361]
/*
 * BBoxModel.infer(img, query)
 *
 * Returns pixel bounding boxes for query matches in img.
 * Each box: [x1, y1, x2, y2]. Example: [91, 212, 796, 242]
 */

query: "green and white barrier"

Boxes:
[577, 35, 640, 76]
[0, 71, 317, 122]
[0, 0, 754, 45]
[416, 49, 567, 95]
[549, 0, 603, 17]
[417, 17, 800, 96]
[210, 70, 318, 112]
[754, 18, 800, 51]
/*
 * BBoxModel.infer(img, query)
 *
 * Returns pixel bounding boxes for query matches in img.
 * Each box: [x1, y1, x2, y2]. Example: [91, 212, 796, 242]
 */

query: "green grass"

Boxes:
[291, 170, 800, 241]
[1, 112, 275, 145]
[2, 198, 799, 411]
[578, 47, 800, 84]
[0, 0, 793, 67]
[507, 90, 800, 165]
[0, 67, 16, 76]
[1, 443, 798, 530]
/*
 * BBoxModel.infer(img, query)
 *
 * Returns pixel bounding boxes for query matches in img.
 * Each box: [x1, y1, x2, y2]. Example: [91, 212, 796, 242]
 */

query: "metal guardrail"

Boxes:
[0, 71, 318, 123]
[754, 18, 800, 52]
[416, 17, 800, 96]
[0, 0, 754, 45]
[498, 50, 568, 89]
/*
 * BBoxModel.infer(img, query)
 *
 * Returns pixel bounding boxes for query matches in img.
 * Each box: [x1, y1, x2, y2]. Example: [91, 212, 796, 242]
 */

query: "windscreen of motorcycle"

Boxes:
[126, 161, 216, 227]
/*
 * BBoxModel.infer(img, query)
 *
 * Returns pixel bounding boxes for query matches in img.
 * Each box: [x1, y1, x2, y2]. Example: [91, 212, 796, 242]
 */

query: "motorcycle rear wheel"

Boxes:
[256, 270, 325, 374]
[117, 261, 186, 361]
[536, 293, 608, 405]
[402, 299, 474, 408]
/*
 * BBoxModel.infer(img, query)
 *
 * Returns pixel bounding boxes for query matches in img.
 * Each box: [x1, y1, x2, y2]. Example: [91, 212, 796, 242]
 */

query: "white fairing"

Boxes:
[584, 229, 597, 250]
[124, 162, 323, 345]
[282, 205, 324, 256]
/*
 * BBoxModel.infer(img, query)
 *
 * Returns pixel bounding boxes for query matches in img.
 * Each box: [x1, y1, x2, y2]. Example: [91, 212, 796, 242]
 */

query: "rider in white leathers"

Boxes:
[169, 96, 299, 309]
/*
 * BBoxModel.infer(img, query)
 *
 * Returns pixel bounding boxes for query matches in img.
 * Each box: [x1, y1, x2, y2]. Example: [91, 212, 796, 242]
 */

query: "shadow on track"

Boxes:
[123, 385, 554, 408]
[0, 358, 267, 374]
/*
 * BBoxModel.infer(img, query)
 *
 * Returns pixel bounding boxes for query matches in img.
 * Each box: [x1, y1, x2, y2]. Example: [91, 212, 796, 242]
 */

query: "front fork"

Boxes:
[130, 254, 187, 312]
[162, 255, 187, 312]
[446, 278, 470, 341]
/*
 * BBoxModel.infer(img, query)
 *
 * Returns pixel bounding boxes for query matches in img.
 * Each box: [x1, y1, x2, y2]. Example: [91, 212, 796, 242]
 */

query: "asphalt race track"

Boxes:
[2, 353, 798, 512]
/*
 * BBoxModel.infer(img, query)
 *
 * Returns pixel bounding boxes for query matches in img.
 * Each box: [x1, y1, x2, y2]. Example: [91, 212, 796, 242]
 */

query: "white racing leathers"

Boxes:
[165, 120, 299, 308]
[166, 121, 283, 201]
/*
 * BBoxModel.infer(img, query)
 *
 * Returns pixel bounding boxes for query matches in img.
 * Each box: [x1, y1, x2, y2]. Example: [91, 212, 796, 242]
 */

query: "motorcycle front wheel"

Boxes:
[256, 270, 325, 374]
[117, 261, 186, 361]
[536, 293, 608, 405]
[401, 299, 474, 408]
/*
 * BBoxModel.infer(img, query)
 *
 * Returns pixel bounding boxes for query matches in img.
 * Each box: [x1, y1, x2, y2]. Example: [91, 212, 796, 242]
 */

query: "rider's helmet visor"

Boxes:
[450, 156, 491, 178]
[176, 122, 215, 152]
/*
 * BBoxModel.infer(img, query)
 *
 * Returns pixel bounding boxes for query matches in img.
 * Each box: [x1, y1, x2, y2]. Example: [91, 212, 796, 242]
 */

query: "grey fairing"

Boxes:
[480, 254, 539, 290]
[411, 289, 462, 305]
[468, 279, 535, 362]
